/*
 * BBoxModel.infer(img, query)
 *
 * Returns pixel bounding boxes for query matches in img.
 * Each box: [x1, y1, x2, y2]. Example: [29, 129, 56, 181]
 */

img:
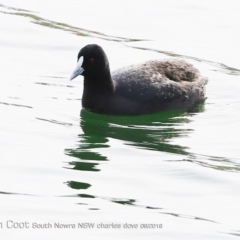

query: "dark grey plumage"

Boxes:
[70, 44, 208, 115]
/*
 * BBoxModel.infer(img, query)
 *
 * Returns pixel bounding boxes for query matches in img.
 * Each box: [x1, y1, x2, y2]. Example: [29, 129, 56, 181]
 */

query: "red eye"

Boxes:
[89, 58, 94, 63]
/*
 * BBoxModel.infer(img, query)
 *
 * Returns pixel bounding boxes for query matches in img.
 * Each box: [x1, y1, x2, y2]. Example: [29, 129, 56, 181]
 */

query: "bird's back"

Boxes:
[112, 59, 207, 109]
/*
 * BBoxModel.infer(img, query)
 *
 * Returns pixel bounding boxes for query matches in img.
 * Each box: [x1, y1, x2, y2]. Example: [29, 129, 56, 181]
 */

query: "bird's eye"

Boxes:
[89, 58, 94, 63]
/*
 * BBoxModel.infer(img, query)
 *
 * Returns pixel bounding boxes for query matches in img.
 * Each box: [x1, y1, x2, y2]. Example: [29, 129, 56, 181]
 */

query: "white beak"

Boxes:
[70, 56, 84, 80]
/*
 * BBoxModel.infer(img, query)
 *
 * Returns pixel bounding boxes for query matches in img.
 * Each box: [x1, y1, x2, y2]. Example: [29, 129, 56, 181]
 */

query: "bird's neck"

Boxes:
[83, 69, 115, 95]
[82, 69, 115, 111]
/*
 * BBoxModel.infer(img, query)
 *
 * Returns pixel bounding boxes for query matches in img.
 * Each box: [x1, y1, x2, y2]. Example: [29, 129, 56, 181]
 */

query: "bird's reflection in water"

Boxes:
[65, 104, 205, 173]
[64, 103, 206, 208]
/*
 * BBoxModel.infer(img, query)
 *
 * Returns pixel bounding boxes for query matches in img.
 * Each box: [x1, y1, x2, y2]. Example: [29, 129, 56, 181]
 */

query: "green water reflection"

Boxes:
[64, 108, 194, 205]
[64, 108, 200, 209]
[65, 108, 193, 167]
[64, 101, 240, 198]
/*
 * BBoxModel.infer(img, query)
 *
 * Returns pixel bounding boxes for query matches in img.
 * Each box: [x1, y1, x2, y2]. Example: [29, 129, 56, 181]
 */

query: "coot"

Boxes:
[70, 44, 208, 115]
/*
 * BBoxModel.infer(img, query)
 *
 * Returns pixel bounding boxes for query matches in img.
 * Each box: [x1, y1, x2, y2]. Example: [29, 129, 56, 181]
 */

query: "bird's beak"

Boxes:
[70, 56, 84, 80]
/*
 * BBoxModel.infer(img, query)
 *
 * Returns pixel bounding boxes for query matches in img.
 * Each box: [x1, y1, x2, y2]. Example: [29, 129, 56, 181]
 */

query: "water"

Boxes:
[0, 0, 240, 239]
